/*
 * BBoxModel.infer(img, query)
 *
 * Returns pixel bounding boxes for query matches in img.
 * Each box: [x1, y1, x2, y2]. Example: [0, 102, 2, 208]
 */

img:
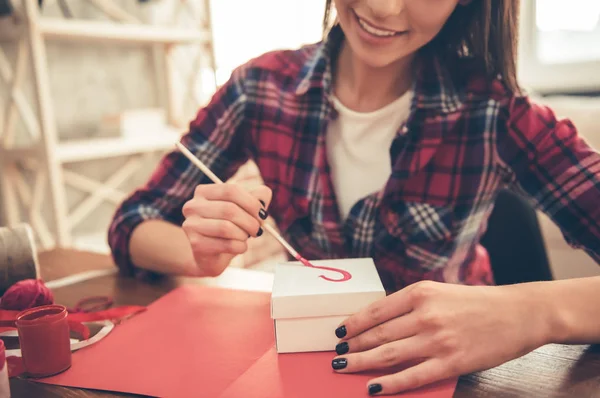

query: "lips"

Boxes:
[353, 10, 405, 38]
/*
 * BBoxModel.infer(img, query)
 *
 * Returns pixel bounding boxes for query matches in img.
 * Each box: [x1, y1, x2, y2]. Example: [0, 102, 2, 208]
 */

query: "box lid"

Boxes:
[271, 258, 386, 319]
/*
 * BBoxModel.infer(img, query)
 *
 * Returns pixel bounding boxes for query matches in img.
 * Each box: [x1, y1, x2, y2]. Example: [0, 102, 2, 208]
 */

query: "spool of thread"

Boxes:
[0, 224, 40, 296]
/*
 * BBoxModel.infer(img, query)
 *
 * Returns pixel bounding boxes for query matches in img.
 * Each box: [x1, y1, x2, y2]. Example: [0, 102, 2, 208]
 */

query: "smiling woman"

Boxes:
[324, 0, 520, 91]
[109, 0, 600, 396]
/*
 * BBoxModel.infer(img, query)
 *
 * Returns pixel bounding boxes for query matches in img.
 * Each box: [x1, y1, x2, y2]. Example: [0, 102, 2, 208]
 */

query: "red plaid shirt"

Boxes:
[108, 26, 600, 292]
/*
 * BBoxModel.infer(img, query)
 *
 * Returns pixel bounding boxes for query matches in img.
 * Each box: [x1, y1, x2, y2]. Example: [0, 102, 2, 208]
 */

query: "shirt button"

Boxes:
[402, 126, 409, 134]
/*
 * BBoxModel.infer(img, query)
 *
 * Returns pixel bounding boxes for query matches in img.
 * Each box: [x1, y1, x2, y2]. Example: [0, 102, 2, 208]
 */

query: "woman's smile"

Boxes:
[353, 9, 406, 37]
[352, 10, 408, 45]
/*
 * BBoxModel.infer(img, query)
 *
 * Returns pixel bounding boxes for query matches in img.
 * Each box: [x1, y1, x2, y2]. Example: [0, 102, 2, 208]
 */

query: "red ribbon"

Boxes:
[0, 273, 148, 379]
[0, 301, 146, 378]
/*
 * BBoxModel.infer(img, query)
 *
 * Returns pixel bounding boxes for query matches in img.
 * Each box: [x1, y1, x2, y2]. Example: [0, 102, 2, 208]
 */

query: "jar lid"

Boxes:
[16, 304, 67, 327]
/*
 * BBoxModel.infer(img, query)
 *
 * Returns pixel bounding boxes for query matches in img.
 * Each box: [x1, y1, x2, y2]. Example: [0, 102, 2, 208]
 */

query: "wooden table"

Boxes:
[8, 249, 600, 398]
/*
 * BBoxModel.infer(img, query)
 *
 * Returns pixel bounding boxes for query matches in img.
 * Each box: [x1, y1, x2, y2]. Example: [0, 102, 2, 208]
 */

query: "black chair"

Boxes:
[480, 190, 553, 285]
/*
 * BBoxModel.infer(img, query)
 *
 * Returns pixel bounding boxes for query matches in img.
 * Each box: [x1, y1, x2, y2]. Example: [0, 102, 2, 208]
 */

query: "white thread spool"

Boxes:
[0, 224, 40, 295]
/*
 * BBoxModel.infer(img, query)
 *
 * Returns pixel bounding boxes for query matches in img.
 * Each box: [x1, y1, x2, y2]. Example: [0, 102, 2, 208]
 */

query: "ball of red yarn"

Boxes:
[0, 279, 54, 311]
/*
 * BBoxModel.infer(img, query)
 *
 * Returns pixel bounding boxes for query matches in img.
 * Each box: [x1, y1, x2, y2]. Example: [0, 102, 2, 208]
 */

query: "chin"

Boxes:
[340, 27, 418, 70]
[352, 45, 414, 70]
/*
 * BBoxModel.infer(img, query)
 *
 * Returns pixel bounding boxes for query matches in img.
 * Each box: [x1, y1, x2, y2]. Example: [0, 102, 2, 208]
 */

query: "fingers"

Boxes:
[181, 183, 272, 269]
[249, 185, 273, 209]
[184, 198, 262, 237]
[197, 183, 270, 224]
[332, 336, 425, 374]
[336, 313, 418, 355]
[185, 231, 248, 256]
[184, 183, 272, 237]
[183, 218, 248, 241]
[336, 287, 416, 340]
[365, 359, 450, 396]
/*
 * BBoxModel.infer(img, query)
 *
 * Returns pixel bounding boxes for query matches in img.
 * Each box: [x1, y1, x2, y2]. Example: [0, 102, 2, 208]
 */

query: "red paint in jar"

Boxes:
[16, 304, 71, 378]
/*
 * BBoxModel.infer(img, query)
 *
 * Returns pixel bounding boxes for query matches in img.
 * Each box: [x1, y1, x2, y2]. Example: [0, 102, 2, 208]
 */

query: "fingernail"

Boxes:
[335, 325, 346, 338]
[259, 199, 266, 207]
[257, 227, 263, 237]
[368, 384, 383, 395]
[332, 358, 347, 370]
[259, 208, 268, 220]
[335, 342, 349, 355]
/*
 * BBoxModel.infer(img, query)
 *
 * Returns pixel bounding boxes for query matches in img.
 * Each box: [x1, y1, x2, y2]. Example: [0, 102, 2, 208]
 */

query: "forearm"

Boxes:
[129, 220, 199, 277]
[517, 276, 600, 345]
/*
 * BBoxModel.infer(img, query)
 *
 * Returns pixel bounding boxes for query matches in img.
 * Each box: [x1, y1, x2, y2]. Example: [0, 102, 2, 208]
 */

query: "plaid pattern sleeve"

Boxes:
[499, 94, 600, 263]
[107, 66, 252, 275]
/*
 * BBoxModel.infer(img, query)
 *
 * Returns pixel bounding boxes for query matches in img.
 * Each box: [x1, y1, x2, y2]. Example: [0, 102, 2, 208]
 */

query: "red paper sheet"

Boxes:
[221, 347, 456, 398]
[38, 285, 457, 397]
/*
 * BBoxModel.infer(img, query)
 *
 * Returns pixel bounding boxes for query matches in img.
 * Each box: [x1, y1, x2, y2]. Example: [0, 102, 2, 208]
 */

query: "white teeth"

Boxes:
[357, 17, 397, 37]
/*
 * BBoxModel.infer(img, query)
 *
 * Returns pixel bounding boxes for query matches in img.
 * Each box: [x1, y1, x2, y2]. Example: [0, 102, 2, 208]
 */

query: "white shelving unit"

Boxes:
[0, 0, 217, 251]
[38, 18, 210, 43]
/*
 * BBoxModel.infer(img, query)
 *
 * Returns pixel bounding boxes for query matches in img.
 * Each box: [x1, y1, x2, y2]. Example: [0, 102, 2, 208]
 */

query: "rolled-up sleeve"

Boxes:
[108, 67, 251, 275]
[498, 94, 600, 264]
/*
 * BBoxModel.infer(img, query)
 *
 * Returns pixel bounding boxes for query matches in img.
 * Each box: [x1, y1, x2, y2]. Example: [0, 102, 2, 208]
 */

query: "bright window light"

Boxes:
[536, 0, 600, 32]
[535, 0, 600, 64]
[210, 0, 325, 86]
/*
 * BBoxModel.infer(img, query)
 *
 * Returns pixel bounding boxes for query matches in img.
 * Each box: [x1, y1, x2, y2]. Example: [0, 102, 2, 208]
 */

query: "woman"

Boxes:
[108, 0, 600, 395]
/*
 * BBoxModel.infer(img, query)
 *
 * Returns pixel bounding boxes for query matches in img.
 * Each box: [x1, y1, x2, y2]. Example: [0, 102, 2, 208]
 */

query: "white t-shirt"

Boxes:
[326, 90, 413, 220]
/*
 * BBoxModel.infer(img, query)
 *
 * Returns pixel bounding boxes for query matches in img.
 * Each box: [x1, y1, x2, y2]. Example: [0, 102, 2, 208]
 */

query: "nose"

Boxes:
[366, 0, 405, 18]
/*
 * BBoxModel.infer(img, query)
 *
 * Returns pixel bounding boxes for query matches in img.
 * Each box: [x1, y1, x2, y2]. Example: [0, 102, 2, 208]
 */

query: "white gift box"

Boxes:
[271, 258, 386, 353]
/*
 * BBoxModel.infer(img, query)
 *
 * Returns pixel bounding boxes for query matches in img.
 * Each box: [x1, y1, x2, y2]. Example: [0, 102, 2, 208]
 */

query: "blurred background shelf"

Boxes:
[39, 18, 210, 44]
[0, 0, 217, 251]
[57, 127, 182, 163]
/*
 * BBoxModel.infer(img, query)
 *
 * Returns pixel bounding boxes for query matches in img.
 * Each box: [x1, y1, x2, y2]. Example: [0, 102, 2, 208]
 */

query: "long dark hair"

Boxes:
[323, 0, 521, 92]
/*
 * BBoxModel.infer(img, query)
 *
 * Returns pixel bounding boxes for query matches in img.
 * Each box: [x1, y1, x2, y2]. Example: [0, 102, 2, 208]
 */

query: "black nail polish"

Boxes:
[259, 208, 268, 220]
[257, 227, 263, 237]
[332, 358, 347, 370]
[335, 325, 347, 338]
[368, 384, 382, 395]
[335, 342, 349, 355]
[259, 199, 266, 207]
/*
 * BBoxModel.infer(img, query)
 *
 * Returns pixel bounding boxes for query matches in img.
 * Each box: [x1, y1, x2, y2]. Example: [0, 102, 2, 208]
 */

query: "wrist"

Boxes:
[514, 282, 570, 345]
[505, 282, 565, 346]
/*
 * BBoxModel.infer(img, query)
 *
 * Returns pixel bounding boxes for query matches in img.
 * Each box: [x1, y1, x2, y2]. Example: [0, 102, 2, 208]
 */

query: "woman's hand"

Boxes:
[331, 281, 554, 396]
[181, 183, 272, 277]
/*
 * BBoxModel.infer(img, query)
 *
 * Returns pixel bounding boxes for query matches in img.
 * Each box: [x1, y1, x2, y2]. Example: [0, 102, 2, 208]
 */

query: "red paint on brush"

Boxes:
[296, 256, 352, 282]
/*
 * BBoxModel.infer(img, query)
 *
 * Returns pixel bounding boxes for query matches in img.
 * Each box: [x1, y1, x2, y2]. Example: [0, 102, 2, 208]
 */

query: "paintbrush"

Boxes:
[174, 142, 351, 282]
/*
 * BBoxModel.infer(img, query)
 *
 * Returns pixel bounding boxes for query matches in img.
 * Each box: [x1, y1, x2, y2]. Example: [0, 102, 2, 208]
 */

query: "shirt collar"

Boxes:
[294, 24, 464, 115]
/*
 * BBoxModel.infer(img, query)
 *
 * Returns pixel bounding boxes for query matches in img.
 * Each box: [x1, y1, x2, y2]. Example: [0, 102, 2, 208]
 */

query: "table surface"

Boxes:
[8, 249, 600, 398]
